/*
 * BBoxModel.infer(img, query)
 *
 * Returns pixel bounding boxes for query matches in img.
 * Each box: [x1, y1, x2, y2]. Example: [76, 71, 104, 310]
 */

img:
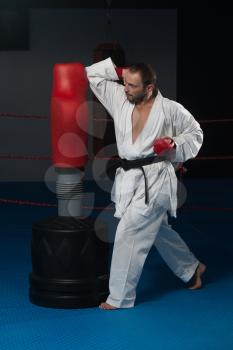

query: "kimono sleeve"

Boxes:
[85, 57, 125, 119]
[171, 101, 204, 163]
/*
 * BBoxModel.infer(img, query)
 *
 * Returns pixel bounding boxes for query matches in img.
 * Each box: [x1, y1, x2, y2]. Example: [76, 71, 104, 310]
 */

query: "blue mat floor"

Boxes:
[0, 179, 233, 349]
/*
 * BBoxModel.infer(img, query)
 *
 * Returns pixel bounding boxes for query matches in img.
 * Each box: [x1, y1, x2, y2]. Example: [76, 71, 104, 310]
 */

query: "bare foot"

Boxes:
[188, 262, 207, 290]
[99, 302, 118, 310]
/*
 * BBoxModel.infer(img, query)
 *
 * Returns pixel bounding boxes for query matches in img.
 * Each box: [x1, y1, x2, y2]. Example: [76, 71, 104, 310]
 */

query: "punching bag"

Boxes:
[29, 63, 109, 308]
[51, 63, 89, 169]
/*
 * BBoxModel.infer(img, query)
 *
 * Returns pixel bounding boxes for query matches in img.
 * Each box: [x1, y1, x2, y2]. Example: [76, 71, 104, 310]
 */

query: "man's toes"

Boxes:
[99, 302, 118, 310]
[188, 278, 202, 290]
[99, 302, 105, 309]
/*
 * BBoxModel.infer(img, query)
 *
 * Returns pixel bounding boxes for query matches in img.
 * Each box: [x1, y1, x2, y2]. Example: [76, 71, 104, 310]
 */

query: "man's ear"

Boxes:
[147, 84, 154, 93]
[146, 84, 154, 98]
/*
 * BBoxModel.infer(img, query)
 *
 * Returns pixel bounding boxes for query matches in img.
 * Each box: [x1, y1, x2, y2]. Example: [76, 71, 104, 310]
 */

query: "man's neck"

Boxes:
[136, 96, 155, 109]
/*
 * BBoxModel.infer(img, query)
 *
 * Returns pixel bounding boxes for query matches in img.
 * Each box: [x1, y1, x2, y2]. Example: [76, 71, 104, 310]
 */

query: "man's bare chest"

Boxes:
[131, 105, 153, 143]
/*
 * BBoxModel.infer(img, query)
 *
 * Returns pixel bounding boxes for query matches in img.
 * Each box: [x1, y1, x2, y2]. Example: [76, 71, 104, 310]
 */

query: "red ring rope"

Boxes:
[0, 112, 232, 213]
[0, 198, 232, 212]
[1, 112, 233, 124]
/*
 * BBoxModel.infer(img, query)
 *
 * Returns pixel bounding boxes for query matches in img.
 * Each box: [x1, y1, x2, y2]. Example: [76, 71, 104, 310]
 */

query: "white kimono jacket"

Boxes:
[85, 58, 203, 219]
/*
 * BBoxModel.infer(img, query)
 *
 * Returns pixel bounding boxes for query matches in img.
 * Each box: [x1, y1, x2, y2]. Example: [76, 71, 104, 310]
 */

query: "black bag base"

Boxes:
[29, 216, 110, 309]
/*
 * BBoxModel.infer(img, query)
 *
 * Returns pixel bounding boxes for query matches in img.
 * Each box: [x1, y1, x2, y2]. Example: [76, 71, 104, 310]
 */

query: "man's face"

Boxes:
[123, 71, 148, 104]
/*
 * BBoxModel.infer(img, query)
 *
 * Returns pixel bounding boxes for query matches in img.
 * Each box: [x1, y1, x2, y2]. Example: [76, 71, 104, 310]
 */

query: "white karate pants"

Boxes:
[106, 205, 199, 308]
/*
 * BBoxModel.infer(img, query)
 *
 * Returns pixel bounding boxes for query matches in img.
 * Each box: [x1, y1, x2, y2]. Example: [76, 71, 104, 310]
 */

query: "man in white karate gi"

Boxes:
[85, 57, 206, 310]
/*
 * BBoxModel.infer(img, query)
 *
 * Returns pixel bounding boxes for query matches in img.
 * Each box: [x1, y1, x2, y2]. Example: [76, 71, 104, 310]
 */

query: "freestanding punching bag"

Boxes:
[29, 63, 109, 308]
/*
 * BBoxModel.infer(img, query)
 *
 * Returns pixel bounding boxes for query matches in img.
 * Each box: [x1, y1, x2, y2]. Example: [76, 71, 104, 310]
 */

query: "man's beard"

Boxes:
[126, 91, 147, 104]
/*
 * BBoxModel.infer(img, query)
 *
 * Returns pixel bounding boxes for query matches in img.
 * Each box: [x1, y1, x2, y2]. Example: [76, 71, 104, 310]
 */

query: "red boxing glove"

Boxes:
[115, 67, 123, 78]
[154, 137, 175, 155]
[115, 67, 129, 79]
[51, 63, 89, 169]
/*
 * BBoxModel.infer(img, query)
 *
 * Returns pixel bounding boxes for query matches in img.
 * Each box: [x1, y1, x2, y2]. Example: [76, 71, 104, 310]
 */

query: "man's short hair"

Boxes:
[129, 63, 157, 96]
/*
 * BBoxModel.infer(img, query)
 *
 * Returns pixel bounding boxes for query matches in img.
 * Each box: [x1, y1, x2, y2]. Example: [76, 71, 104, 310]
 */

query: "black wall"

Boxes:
[178, 5, 232, 177]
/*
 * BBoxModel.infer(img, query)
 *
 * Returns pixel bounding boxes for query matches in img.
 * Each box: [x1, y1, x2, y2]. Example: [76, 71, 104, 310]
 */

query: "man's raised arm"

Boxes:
[85, 57, 125, 118]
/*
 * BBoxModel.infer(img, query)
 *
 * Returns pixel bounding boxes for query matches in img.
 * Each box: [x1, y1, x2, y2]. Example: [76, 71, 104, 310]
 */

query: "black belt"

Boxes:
[107, 155, 166, 204]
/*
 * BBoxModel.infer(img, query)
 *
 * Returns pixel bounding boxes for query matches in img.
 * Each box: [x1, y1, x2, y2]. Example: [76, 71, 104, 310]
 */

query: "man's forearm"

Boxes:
[85, 57, 119, 83]
[85, 57, 126, 118]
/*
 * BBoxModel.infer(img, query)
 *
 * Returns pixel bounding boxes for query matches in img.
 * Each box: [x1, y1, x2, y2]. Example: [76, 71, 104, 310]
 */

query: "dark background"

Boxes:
[0, 1, 232, 178]
[177, 4, 232, 178]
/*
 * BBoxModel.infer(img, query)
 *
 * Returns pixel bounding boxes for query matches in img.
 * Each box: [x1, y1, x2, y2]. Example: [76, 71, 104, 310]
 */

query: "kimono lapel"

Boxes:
[131, 92, 165, 151]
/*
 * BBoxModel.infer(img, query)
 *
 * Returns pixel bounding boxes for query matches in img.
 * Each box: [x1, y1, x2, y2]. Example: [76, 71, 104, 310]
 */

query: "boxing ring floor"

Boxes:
[0, 179, 233, 350]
